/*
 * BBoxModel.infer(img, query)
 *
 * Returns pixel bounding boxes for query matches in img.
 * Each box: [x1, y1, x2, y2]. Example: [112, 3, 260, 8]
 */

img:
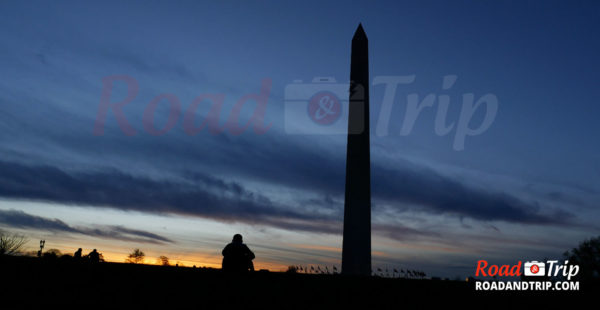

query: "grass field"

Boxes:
[0, 255, 594, 307]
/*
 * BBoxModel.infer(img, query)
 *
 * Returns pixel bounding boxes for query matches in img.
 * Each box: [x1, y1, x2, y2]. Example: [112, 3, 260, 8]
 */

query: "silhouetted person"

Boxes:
[74, 248, 82, 259]
[87, 249, 100, 263]
[222, 234, 255, 273]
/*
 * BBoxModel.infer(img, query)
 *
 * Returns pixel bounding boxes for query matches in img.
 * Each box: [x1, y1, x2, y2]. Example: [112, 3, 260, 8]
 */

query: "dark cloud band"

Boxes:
[0, 209, 174, 244]
[0, 157, 570, 236]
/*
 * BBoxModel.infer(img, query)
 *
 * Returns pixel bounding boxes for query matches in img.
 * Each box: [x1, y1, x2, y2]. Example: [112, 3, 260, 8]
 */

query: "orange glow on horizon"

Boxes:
[54, 248, 291, 271]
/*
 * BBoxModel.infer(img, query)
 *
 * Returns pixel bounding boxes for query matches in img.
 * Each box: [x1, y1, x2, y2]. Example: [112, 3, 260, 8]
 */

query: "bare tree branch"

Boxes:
[0, 230, 29, 256]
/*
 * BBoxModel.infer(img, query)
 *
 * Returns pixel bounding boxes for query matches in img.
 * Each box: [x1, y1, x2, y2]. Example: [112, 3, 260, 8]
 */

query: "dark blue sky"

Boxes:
[0, 0, 599, 276]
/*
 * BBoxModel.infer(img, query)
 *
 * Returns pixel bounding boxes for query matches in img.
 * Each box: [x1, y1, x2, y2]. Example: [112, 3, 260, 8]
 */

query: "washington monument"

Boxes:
[341, 23, 371, 276]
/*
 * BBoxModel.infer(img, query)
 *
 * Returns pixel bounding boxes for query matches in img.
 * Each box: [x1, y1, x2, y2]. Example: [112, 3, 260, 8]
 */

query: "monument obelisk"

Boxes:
[341, 23, 371, 276]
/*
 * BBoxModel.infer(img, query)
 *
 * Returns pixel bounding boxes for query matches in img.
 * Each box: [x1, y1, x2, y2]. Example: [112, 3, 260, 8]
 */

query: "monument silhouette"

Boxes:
[341, 23, 371, 276]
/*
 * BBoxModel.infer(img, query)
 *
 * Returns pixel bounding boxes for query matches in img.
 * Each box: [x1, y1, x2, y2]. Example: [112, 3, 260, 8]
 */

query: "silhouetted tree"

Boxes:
[126, 249, 145, 264]
[0, 230, 28, 255]
[158, 255, 170, 266]
[286, 265, 298, 273]
[42, 249, 62, 259]
[564, 235, 600, 282]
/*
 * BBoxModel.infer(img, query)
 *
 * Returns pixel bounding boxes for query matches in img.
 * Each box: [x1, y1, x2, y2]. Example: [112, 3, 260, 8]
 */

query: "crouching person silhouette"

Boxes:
[222, 234, 255, 273]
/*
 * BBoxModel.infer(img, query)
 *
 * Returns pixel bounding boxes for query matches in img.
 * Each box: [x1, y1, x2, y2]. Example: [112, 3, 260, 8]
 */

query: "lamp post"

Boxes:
[38, 240, 45, 258]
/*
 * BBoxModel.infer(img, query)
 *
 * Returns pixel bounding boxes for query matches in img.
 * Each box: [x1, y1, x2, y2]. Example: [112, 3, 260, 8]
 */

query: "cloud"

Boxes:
[0, 155, 572, 238]
[0, 208, 76, 232]
[373, 223, 441, 241]
[371, 164, 574, 224]
[0, 159, 338, 234]
[0, 209, 174, 244]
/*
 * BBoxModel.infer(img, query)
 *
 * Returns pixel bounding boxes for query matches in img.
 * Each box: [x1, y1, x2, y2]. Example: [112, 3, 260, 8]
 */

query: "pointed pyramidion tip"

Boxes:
[353, 23, 367, 40]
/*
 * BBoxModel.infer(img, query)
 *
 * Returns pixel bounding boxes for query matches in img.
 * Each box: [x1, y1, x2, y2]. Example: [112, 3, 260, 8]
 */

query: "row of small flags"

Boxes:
[290, 265, 337, 274]
[373, 268, 426, 279]
[290, 265, 426, 278]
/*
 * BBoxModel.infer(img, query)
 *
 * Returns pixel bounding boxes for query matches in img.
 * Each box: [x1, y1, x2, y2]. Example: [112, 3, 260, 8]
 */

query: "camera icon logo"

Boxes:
[284, 77, 364, 135]
[524, 261, 546, 276]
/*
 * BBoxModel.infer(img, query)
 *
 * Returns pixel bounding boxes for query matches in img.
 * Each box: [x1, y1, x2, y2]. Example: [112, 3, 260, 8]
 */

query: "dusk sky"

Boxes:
[1, 0, 599, 277]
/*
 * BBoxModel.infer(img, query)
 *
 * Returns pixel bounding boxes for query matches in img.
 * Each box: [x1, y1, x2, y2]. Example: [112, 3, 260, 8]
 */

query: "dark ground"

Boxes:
[0, 255, 594, 308]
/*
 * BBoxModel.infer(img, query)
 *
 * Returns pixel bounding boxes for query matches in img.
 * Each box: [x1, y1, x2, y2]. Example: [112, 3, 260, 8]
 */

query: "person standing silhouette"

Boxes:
[222, 234, 255, 273]
[74, 248, 82, 259]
